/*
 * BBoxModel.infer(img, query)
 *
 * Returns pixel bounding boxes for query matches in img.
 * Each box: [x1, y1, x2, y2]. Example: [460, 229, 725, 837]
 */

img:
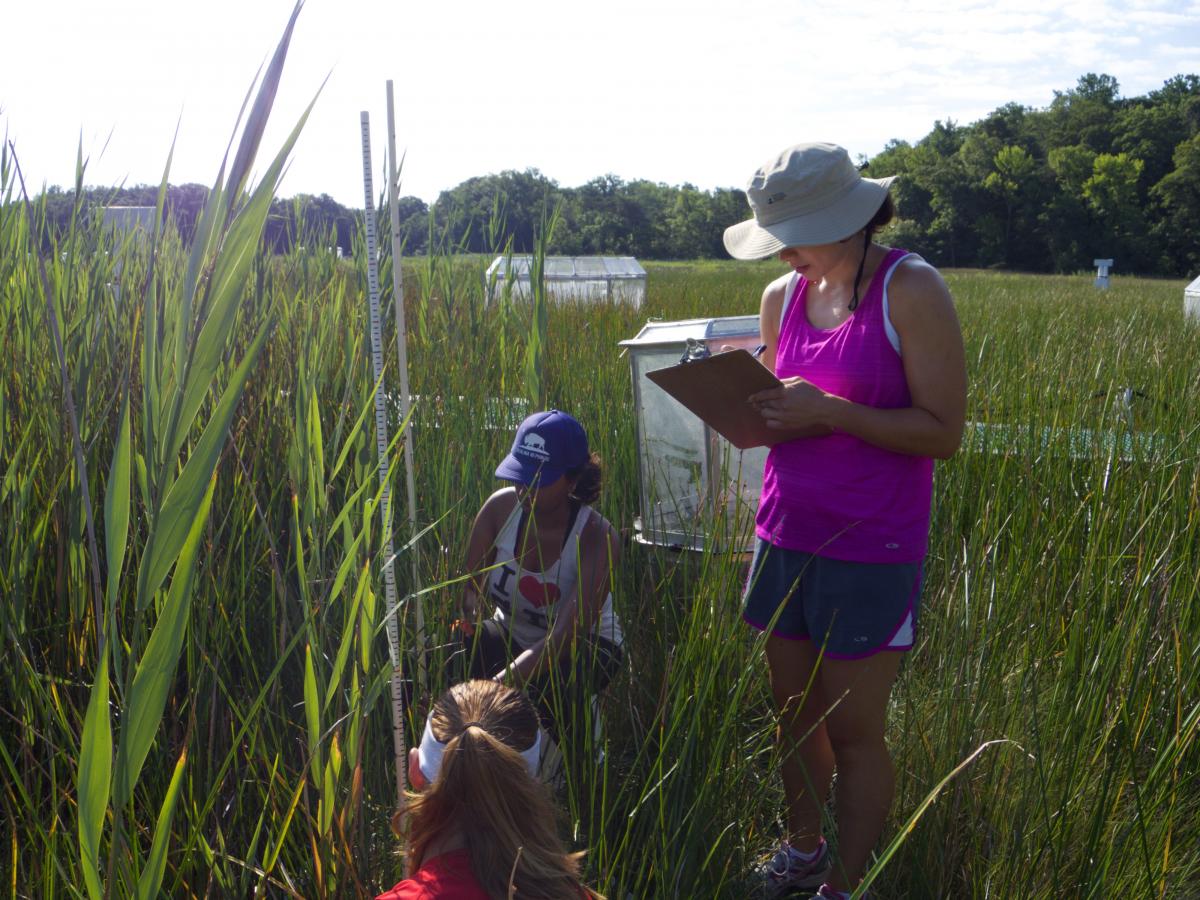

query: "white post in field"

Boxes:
[386, 80, 426, 694]
[360, 111, 408, 805]
[1094, 258, 1113, 289]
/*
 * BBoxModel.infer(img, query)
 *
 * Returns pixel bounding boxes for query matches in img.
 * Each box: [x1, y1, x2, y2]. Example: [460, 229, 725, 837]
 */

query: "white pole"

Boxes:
[385, 81, 426, 693]
[360, 111, 407, 805]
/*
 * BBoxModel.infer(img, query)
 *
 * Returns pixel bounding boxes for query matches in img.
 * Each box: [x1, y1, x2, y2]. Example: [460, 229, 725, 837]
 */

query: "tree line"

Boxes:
[868, 73, 1200, 277]
[27, 73, 1200, 277]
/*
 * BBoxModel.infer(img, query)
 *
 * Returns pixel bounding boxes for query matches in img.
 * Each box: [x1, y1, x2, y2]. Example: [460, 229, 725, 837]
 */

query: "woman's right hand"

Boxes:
[455, 581, 484, 638]
[749, 376, 836, 431]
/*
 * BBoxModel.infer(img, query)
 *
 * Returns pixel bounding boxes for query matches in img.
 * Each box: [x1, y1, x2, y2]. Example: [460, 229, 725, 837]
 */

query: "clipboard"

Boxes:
[646, 349, 793, 449]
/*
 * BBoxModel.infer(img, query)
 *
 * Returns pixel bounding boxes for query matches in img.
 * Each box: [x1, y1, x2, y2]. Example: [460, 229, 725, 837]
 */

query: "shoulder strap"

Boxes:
[494, 499, 522, 559]
[515, 506, 529, 553]
[881, 252, 919, 355]
[562, 499, 582, 549]
[778, 272, 801, 327]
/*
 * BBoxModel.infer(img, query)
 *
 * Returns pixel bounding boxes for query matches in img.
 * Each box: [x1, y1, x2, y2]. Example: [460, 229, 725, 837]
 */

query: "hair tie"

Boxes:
[461, 721, 482, 729]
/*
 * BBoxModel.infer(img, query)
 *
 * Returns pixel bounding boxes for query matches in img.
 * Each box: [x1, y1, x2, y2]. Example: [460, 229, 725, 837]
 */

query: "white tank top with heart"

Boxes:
[488, 502, 623, 651]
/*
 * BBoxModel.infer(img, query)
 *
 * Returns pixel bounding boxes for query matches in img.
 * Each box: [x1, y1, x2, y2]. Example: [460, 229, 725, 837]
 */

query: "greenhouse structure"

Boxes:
[1186, 274, 1200, 321]
[485, 255, 647, 307]
[101, 206, 156, 235]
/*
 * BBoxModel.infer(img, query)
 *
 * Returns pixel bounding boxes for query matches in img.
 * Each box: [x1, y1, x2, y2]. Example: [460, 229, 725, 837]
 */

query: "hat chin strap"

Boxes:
[848, 230, 870, 313]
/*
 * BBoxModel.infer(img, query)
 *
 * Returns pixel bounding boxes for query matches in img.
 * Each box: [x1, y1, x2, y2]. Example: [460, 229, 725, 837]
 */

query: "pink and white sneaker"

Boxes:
[756, 839, 832, 897]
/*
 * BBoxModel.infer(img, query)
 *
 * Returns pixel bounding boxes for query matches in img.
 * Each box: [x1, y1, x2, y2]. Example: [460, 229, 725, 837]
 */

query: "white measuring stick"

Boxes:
[360, 111, 407, 805]
[385, 80, 426, 694]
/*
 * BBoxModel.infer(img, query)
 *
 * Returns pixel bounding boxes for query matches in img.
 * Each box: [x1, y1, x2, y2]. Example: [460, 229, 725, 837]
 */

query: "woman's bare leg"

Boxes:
[766, 636, 835, 853]
[817, 651, 903, 892]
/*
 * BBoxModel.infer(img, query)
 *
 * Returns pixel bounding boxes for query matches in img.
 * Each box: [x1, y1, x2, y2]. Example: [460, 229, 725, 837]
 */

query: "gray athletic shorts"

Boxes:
[741, 538, 923, 659]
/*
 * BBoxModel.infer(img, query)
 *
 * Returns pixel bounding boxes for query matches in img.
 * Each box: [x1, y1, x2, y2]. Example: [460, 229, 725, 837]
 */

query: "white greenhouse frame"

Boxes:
[101, 206, 156, 236]
[485, 255, 647, 308]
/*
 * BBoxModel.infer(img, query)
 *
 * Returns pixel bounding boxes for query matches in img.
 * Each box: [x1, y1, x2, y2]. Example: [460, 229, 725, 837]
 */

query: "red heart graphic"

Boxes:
[519, 575, 560, 609]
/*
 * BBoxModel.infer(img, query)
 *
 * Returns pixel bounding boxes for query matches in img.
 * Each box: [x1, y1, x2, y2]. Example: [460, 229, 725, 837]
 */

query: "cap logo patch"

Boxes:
[518, 432, 549, 459]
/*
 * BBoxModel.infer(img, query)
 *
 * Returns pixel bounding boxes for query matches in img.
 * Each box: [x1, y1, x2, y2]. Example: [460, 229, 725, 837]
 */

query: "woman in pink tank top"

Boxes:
[724, 143, 966, 900]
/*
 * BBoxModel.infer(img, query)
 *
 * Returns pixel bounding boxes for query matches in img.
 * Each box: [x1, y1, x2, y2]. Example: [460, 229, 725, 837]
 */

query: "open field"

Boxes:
[2, 170, 1199, 900]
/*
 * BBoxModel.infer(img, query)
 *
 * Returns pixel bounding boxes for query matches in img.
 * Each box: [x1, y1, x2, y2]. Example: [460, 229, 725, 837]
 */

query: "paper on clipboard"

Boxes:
[646, 349, 792, 449]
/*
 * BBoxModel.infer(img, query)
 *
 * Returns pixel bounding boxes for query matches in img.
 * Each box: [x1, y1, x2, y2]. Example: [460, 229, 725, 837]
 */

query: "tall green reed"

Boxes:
[4, 4, 321, 896]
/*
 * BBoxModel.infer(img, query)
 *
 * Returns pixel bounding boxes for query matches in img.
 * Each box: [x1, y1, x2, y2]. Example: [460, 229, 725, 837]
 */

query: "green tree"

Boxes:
[1048, 145, 1097, 195]
[1044, 145, 1098, 270]
[1153, 133, 1200, 272]
[1083, 152, 1149, 268]
[560, 175, 646, 255]
[1113, 104, 1188, 187]
[1046, 73, 1121, 152]
[984, 145, 1038, 266]
[432, 169, 560, 253]
[955, 133, 1009, 264]
[663, 184, 711, 259]
[708, 187, 748, 257]
[1083, 152, 1144, 222]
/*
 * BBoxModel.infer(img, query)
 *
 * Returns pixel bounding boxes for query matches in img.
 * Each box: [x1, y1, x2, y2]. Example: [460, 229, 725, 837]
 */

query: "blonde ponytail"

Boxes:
[400, 680, 602, 900]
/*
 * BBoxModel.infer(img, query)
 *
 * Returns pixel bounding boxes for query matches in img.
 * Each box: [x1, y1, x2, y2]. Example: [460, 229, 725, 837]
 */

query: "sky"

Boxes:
[3, 0, 1199, 209]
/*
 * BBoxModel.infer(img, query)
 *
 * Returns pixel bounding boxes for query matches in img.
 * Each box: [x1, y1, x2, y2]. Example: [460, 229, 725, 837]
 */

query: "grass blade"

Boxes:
[136, 318, 272, 607]
[136, 748, 188, 900]
[104, 391, 132, 608]
[77, 651, 112, 900]
[114, 474, 215, 806]
[225, 1, 304, 211]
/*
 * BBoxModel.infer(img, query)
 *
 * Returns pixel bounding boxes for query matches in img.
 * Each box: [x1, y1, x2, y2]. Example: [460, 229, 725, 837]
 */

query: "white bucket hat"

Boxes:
[723, 143, 896, 260]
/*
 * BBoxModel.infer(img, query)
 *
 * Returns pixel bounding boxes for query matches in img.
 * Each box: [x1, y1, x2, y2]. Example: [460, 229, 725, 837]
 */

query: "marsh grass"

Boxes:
[2, 63, 1199, 900]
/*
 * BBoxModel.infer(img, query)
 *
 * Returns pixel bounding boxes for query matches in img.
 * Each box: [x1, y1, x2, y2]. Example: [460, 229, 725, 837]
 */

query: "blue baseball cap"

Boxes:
[495, 410, 589, 487]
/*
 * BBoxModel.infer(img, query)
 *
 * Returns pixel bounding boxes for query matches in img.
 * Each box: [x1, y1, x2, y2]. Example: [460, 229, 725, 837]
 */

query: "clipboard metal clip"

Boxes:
[679, 338, 711, 365]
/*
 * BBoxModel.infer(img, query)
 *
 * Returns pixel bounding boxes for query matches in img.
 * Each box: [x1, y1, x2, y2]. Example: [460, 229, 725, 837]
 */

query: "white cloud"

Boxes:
[1, 0, 1197, 205]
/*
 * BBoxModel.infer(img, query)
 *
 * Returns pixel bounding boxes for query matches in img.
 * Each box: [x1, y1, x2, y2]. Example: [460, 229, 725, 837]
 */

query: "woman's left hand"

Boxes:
[749, 377, 832, 430]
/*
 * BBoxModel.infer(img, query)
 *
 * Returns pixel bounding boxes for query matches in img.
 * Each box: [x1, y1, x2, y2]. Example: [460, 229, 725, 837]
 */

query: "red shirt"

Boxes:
[376, 849, 489, 900]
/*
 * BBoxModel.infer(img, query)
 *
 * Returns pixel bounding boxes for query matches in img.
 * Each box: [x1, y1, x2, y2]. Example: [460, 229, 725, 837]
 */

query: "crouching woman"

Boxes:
[459, 410, 623, 752]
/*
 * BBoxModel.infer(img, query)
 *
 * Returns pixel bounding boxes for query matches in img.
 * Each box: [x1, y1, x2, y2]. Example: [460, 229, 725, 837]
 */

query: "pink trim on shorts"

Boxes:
[742, 615, 910, 657]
